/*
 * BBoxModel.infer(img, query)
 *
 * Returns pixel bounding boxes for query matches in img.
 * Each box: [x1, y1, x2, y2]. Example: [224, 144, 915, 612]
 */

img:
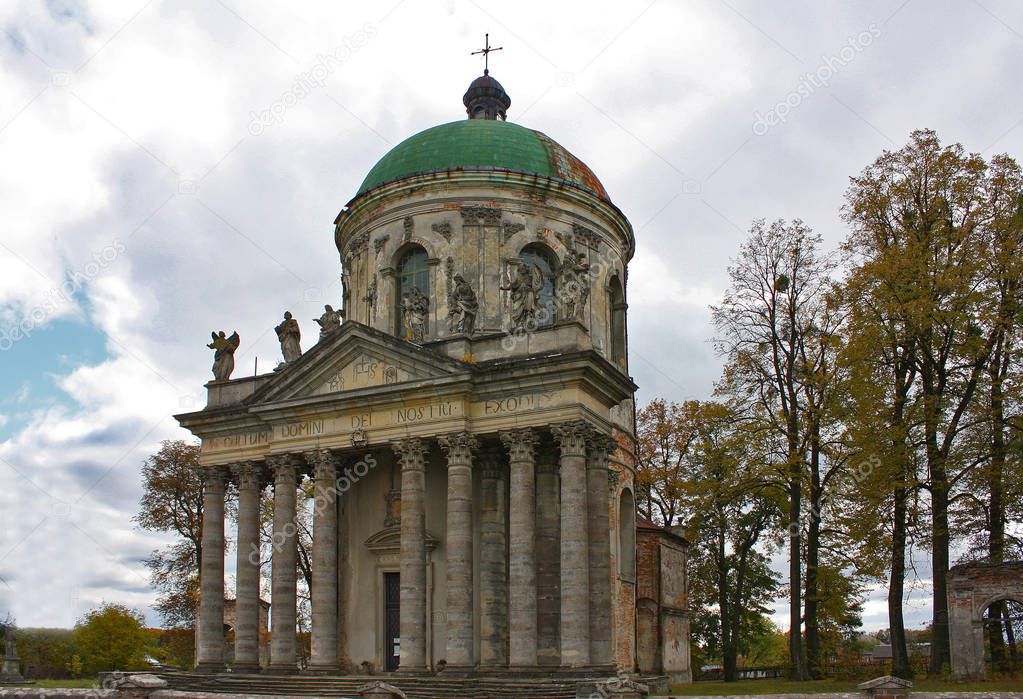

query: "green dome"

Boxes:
[356, 119, 608, 199]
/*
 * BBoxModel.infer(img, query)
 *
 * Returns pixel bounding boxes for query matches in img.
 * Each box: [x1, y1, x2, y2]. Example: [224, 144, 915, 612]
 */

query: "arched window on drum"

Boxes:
[395, 245, 429, 340]
[518, 243, 559, 328]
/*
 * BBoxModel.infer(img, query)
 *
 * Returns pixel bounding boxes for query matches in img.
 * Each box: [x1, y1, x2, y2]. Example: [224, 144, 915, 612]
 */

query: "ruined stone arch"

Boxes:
[948, 560, 1023, 679]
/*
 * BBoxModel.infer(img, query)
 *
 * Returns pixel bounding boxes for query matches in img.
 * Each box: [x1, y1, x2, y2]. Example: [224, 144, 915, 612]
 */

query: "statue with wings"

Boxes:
[314, 304, 343, 341]
[208, 330, 240, 381]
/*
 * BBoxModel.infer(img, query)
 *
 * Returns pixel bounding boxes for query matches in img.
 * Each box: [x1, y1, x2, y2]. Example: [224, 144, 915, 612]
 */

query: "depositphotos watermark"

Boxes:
[785, 453, 880, 538]
[753, 24, 881, 136]
[250, 452, 377, 565]
[0, 240, 126, 351]
[248, 24, 377, 135]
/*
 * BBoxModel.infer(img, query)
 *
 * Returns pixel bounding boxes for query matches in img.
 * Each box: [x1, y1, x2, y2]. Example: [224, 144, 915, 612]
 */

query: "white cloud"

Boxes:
[1, 0, 1022, 628]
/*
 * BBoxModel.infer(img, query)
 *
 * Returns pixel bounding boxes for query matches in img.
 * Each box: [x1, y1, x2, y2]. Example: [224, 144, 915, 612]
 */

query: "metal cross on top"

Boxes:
[471, 33, 503, 76]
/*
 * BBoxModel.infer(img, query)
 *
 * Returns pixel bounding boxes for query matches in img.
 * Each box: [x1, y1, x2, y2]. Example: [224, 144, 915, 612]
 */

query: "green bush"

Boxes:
[72, 604, 152, 675]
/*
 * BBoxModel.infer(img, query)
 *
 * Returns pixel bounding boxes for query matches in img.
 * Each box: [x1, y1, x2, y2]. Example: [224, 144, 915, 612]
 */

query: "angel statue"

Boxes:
[500, 260, 543, 330]
[274, 311, 302, 364]
[556, 247, 591, 320]
[314, 304, 343, 341]
[447, 274, 479, 336]
[207, 330, 240, 381]
[401, 286, 429, 343]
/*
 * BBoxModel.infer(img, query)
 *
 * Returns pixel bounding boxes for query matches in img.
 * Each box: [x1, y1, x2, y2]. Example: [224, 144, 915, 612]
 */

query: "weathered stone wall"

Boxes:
[635, 520, 691, 683]
[948, 560, 1023, 680]
[335, 173, 633, 370]
[635, 527, 662, 674]
[611, 426, 638, 672]
[659, 542, 691, 683]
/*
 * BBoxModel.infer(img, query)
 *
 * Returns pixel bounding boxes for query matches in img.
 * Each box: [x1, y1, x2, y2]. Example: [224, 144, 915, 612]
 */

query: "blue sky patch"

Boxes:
[0, 316, 110, 441]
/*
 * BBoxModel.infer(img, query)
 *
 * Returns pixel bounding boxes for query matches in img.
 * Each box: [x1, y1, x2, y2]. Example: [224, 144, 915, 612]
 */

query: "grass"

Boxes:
[667, 676, 1023, 695]
[33, 678, 101, 688]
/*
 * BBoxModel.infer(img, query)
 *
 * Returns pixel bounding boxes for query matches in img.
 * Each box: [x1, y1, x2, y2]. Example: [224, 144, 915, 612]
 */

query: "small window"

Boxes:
[519, 243, 558, 328]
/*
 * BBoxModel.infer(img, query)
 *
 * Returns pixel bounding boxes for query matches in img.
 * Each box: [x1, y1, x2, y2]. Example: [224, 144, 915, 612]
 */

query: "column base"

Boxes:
[507, 664, 546, 673]
[395, 667, 431, 676]
[193, 662, 225, 674]
[436, 664, 476, 676]
[265, 664, 300, 675]
[303, 663, 341, 675]
[229, 663, 261, 674]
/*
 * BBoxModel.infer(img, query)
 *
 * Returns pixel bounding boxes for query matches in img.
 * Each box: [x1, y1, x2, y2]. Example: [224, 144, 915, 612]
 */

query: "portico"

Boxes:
[180, 322, 634, 675]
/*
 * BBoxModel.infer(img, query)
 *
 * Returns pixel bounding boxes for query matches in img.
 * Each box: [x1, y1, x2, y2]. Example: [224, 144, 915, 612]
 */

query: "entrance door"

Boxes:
[384, 572, 400, 671]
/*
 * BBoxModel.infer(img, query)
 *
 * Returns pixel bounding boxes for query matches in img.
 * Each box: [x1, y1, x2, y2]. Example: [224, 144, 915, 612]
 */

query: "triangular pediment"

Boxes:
[251, 322, 471, 404]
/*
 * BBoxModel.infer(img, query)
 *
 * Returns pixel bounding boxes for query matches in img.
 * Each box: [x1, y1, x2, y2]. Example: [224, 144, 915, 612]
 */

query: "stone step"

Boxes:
[158, 671, 583, 699]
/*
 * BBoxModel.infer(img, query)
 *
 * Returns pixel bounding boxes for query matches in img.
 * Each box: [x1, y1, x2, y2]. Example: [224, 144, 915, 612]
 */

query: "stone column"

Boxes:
[394, 438, 429, 672]
[500, 428, 538, 668]
[438, 432, 478, 668]
[535, 450, 561, 666]
[232, 462, 263, 673]
[479, 450, 508, 667]
[267, 454, 301, 674]
[196, 465, 227, 672]
[552, 421, 591, 667]
[307, 449, 340, 672]
[587, 435, 616, 668]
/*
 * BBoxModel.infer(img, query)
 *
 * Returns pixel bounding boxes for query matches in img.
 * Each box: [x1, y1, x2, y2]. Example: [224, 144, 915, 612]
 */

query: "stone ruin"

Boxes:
[947, 560, 1023, 679]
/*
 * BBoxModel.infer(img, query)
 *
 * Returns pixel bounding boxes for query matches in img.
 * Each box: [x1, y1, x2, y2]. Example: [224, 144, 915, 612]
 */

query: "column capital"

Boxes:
[499, 427, 539, 461]
[437, 432, 479, 460]
[267, 454, 302, 484]
[202, 465, 229, 491]
[586, 433, 618, 469]
[231, 461, 264, 490]
[305, 448, 340, 480]
[393, 438, 428, 471]
[607, 468, 621, 490]
[551, 421, 592, 456]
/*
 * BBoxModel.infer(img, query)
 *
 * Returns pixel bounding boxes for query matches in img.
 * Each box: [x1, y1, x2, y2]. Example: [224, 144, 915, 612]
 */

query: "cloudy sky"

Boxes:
[1, 0, 1021, 632]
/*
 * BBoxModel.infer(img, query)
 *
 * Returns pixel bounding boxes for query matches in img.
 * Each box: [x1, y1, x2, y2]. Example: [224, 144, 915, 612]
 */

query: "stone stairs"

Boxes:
[158, 671, 585, 699]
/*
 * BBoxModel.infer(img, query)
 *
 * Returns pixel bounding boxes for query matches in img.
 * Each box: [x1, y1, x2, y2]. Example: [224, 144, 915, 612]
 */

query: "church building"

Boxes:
[175, 64, 689, 695]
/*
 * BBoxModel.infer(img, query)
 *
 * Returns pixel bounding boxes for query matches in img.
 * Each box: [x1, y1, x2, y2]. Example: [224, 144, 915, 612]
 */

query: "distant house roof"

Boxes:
[871, 644, 893, 659]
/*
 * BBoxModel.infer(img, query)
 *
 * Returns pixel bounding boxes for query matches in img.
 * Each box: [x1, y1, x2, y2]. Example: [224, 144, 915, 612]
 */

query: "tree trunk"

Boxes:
[718, 523, 737, 682]
[1004, 605, 1018, 661]
[990, 337, 1008, 566]
[928, 471, 952, 675]
[728, 546, 752, 683]
[804, 433, 822, 678]
[789, 468, 809, 680]
[887, 346, 915, 680]
[927, 438, 952, 672]
[987, 344, 1009, 669]
[989, 602, 1007, 671]
[889, 482, 912, 678]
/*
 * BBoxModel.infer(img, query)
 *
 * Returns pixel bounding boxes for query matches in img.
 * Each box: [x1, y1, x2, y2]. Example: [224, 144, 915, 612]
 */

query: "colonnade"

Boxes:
[194, 420, 617, 674]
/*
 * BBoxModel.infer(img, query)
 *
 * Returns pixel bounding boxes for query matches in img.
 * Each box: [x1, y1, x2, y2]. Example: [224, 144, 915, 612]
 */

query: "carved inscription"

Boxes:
[393, 401, 457, 424]
[208, 431, 271, 450]
[315, 354, 407, 395]
[483, 391, 555, 415]
[276, 419, 325, 439]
